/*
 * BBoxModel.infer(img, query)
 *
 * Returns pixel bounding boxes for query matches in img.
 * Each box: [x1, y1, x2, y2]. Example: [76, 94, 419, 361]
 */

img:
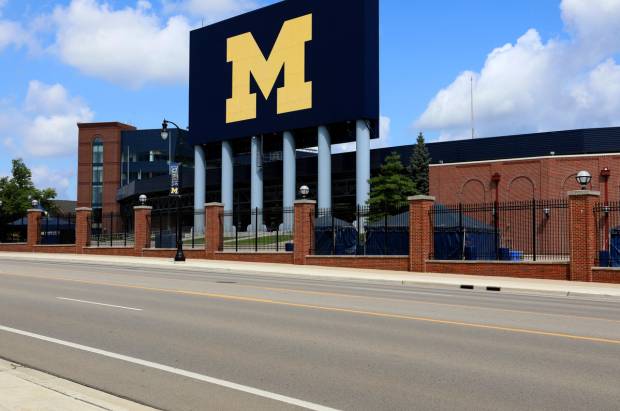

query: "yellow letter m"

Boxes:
[226, 14, 312, 124]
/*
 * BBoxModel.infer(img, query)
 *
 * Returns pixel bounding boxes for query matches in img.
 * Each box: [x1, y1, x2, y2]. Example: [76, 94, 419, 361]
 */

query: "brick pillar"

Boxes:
[409, 195, 435, 272]
[294, 200, 316, 265]
[205, 203, 224, 259]
[134, 206, 152, 256]
[27, 208, 43, 247]
[75, 207, 92, 252]
[568, 190, 600, 282]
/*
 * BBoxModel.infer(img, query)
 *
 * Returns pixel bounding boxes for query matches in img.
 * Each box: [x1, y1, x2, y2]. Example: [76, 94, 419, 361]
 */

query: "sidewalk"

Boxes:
[1, 252, 620, 299]
[0, 358, 156, 411]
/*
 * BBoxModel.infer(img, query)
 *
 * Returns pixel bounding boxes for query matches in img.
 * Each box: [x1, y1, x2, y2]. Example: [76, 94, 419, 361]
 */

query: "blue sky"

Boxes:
[0, 0, 619, 199]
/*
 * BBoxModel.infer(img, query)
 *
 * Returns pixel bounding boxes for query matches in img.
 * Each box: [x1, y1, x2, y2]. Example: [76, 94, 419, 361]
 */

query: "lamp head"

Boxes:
[299, 185, 310, 199]
[161, 120, 169, 141]
[139, 194, 147, 205]
[31, 199, 39, 208]
[576, 170, 592, 190]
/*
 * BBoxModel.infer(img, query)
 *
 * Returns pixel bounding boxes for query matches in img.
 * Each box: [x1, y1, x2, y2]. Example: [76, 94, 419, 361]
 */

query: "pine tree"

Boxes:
[409, 132, 431, 195]
[368, 152, 415, 218]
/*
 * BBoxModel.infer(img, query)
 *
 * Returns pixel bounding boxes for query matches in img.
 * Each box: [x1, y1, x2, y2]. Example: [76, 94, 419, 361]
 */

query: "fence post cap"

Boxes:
[294, 200, 317, 205]
[27, 208, 43, 213]
[75, 207, 92, 212]
[133, 205, 153, 210]
[567, 190, 601, 197]
[408, 195, 436, 202]
[204, 202, 224, 207]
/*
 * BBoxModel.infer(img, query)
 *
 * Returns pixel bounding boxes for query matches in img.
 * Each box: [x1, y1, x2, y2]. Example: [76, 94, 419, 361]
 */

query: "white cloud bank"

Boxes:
[50, 0, 192, 88]
[163, 0, 259, 22]
[1, 81, 93, 156]
[415, 0, 620, 140]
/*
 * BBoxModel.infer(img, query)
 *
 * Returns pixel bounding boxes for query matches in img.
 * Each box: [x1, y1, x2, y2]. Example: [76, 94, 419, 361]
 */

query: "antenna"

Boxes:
[470, 76, 475, 139]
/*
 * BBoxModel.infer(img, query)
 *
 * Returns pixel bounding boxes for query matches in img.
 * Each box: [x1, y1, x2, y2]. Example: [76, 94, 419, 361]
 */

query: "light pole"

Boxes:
[161, 119, 185, 262]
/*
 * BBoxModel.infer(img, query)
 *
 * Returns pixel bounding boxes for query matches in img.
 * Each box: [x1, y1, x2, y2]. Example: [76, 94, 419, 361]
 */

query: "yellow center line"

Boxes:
[240, 284, 620, 325]
[1, 272, 620, 346]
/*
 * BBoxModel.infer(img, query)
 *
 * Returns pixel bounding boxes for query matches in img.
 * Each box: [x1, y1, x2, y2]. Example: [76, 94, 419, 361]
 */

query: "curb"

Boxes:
[1, 253, 619, 300]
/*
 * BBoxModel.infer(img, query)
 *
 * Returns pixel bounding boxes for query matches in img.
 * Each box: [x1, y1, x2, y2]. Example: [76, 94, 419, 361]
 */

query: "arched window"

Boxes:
[92, 138, 103, 210]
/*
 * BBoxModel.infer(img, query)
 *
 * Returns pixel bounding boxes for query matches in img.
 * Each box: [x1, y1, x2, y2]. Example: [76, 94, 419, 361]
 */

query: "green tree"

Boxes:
[409, 132, 431, 195]
[0, 159, 57, 224]
[368, 152, 415, 218]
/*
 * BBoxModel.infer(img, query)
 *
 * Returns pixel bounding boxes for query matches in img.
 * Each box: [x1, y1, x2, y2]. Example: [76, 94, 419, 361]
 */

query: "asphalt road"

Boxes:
[0, 258, 619, 411]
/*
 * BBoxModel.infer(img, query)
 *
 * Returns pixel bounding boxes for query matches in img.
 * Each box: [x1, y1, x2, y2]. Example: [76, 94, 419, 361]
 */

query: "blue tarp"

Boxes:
[314, 215, 358, 255]
[433, 206, 498, 261]
[365, 212, 409, 255]
[607, 227, 620, 267]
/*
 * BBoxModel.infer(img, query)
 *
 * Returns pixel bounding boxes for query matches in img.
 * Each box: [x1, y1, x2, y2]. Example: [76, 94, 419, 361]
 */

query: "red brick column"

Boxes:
[294, 200, 316, 265]
[27, 208, 43, 247]
[134, 206, 152, 255]
[409, 195, 435, 272]
[568, 190, 600, 282]
[75, 207, 92, 252]
[205, 203, 224, 259]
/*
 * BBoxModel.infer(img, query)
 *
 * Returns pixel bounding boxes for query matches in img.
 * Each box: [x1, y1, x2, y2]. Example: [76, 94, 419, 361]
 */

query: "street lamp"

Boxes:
[576, 170, 592, 190]
[299, 185, 310, 199]
[31, 199, 39, 208]
[161, 119, 186, 262]
[139, 194, 147, 205]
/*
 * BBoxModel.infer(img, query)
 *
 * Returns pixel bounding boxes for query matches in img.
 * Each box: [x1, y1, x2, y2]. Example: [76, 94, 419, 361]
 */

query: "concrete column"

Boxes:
[133, 206, 152, 256]
[194, 145, 206, 236]
[568, 190, 600, 282]
[26, 208, 43, 247]
[250, 135, 263, 231]
[221, 141, 234, 231]
[356, 120, 371, 207]
[318, 126, 332, 210]
[293, 200, 316, 265]
[408, 195, 435, 273]
[283, 131, 296, 230]
[205, 203, 224, 259]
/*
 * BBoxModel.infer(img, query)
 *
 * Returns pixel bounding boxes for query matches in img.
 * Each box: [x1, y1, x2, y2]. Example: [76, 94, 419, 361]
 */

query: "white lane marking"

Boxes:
[56, 297, 143, 311]
[0, 324, 339, 411]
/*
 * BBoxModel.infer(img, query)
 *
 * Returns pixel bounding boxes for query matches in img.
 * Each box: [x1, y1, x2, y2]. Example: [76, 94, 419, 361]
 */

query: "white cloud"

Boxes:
[31, 165, 74, 198]
[163, 0, 259, 22]
[0, 80, 93, 158]
[50, 0, 192, 88]
[0, 19, 29, 50]
[415, 0, 620, 141]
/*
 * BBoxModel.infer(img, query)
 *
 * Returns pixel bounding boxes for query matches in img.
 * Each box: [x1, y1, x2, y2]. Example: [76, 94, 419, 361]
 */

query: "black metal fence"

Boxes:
[594, 202, 620, 267]
[222, 207, 294, 252]
[150, 208, 205, 249]
[0, 216, 27, 243]
[312, 203, 409, 256]
[89, 212, 134, 247]
[41, 213, 76, 244]
[430, 200, 569, 262]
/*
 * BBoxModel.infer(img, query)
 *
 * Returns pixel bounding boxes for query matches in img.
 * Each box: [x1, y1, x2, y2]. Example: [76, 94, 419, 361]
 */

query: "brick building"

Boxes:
[77, 124, 620, 215]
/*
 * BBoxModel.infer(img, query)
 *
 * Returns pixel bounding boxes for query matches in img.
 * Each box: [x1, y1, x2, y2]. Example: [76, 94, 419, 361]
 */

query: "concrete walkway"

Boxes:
[0, 358, 156, 411]
[1, 252, 619, 298]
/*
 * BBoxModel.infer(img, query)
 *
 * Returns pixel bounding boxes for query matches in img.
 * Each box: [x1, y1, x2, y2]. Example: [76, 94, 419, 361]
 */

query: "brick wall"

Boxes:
[215, 252, 294, 264]
[307, 256, 408, 271]
[591, 268, 620, 284]
[427, 261, 570, 280]
[430, 153, 617, 204]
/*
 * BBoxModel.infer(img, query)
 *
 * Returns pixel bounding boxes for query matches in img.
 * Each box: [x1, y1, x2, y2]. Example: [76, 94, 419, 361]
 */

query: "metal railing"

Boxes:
[312, 203, 409, 256]
[150, 208, 205, 249]
[594, 202, 620, 267]
[0, 216, 27, 243]
[430, 199, 569, 262]
[41, 213, 76, 244]
[89, 212, 134, 247]
[222, 207, 294, 252]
